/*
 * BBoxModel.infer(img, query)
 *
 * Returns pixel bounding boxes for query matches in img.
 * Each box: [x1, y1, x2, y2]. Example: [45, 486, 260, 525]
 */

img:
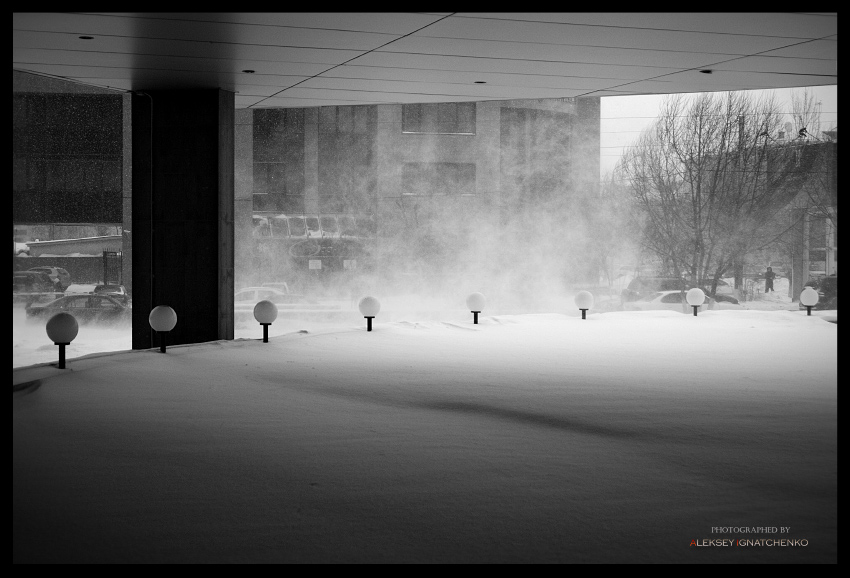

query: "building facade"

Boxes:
[236, 97, 601, 301]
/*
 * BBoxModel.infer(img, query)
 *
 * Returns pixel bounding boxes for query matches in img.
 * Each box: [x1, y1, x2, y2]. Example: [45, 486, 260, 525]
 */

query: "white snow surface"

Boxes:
[13, 299, 836, 563]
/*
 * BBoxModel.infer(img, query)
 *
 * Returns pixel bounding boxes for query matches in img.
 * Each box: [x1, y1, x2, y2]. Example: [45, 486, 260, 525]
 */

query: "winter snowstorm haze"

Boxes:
[309, 100, 607, 319]
[13, 92, 837, 563]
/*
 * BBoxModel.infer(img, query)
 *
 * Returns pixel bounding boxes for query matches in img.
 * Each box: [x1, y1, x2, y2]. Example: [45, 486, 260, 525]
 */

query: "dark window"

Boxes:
[402, 102, 476, 134]
[320, 105, 375, 135]
[269, 216, 290, 237]
[320, 216, 338, 235]
[288, 217, 307, 237]
[402, 163, 476, 196]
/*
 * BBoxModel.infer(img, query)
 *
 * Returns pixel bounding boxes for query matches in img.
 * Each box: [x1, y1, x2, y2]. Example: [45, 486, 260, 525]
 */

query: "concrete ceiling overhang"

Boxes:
[13, 12, 837, 108]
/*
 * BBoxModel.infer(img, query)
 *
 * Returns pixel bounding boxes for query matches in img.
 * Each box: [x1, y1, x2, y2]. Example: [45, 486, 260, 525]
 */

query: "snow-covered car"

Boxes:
[27, 266, 71, 290]
[26, 293, 132, 324]
[93, 284, 131, 305]
[13, 270, 60, 304]
[65, 283, 130, 302]
[235, 286, 307, 306]
[623, 290, 711, 313]
[621, 277, 687, 306]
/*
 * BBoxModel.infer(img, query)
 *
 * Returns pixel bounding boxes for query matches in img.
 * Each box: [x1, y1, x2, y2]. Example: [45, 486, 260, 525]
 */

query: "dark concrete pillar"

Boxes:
[132, 89, 234, 349]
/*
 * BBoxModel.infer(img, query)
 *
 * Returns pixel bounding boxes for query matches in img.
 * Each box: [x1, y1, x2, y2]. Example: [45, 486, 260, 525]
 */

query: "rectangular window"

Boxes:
[402, 162, 476, 196]
[402, 102, 476, 135]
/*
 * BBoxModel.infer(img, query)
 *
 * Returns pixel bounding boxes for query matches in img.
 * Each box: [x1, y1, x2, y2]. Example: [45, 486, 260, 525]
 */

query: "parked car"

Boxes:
[14, 270, 61, 304]
[64, 283, 131, 304]
[623, 290, 711, 313]
[14, 270, 55, 293]
[235, 286, 296, 305]
[800, 274, 837, 310]
[93, 284, 131, 304]
[26, 293, 132, 324]
[621, 277, 688, 305]
[27, 266, 71, 290]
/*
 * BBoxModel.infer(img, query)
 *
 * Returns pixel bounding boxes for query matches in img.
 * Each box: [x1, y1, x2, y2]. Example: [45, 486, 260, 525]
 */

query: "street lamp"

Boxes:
[800, 286, 819, 316]
[149, 305, 177, 352]
[46, 312, 78, 369]
[358, 296, 380, 331]
[686, 288, 705, 316]
[466, 292, 486, 324]
[574, 290, 594, 319]
[253, 300, 278, 342]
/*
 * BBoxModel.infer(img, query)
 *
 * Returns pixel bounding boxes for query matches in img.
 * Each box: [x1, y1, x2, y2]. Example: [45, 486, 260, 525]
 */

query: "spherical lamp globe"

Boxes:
[149, 305, 177, 332]
[46, 312, 78, 369]
[46, 312, 79, 344]
[800, 286, 819, 307]
[358, 296, 381, 317]
[466, 292, 486, 312]
[574, 290, 594, 310]
[686, 288, 706, 307]
[253, 300, 278, 324]
[800, 286, 819, 315]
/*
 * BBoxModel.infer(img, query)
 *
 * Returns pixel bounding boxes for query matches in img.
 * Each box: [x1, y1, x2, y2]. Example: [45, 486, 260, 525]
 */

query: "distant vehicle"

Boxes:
[623, 290, 711, 313]
[236, 286, 316, 308]
[711, 293, 740, 305]
[94, 284, 131, 304]
[26, 266, 71, 290]
[236, 286, 298, 305]
[621, 277, 687, 305]
[65, 283, 99, 294]
[26, 294, 132, 324]
[700, 278, 739, 303]
[14, 270, 55, 294]
[14, 271, 62, 304]
[800, 274, 837, 310]
[261, 282, 291, 294]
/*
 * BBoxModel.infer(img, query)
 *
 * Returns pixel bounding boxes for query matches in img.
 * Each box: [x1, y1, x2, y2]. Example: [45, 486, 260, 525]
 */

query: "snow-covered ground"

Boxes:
[13, 281, 836, 563]
[11, 278, 810, 369]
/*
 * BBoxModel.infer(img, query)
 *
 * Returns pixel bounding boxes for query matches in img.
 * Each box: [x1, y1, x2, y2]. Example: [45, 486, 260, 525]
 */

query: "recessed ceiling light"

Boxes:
[243, 70, 255, 74]
[474, 81, 486, 84]
[79, 36, 94, 40]
[699, 69, 713, 74]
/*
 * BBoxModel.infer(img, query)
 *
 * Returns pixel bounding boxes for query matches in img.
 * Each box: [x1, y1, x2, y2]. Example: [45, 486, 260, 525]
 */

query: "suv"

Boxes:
[27, 266, 71, 291]
[14, 270, 54, 293]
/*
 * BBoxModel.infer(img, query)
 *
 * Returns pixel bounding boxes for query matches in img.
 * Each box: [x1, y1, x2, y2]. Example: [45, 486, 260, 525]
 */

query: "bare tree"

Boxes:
[615, 91, 824, 296]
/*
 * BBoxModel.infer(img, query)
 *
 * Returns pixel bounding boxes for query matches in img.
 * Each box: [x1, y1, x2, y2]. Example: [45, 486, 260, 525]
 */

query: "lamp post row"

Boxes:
[42, 288, 820, 368]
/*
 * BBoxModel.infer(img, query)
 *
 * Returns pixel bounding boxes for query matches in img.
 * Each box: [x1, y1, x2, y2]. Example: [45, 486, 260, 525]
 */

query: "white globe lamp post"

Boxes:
[800, 286, 819, 316]
[686, 288, 706, 316]
[358, 296, 381, 331]
[574, 290, 594, 320]
[46, 312, 79, 369]
[149, 305, 177, 352]
[466, 292, 486, 324]
[253, 300, 278, 342]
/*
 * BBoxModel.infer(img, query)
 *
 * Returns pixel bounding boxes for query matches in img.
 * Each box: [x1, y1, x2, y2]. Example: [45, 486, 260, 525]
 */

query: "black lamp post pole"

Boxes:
[366, 316, 374, 331]
[262, 323, 270, 342]
[472, 311, 480, 324]
[56, 342, 69, 369]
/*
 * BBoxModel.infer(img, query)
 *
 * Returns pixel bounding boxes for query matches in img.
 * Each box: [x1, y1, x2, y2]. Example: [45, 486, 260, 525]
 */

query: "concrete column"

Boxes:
[131, 89, 235, 349]
[304, 108, 319, 213]
[235, 108, 253, 292]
